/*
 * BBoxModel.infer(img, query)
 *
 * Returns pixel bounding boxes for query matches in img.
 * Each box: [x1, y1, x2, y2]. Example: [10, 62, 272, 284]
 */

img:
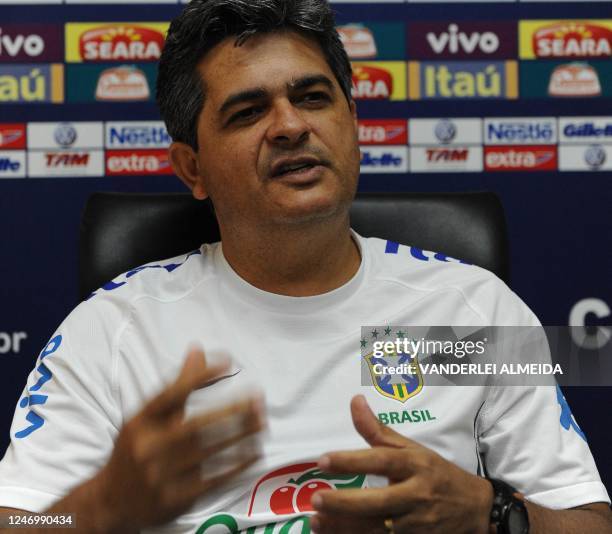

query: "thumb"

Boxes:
[351, 395, 413, 449]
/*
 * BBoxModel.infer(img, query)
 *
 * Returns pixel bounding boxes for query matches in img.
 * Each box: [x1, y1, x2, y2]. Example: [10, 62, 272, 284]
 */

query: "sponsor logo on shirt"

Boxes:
[484, 118, 556, 145]
[408, 61, 518, 99]
[15, 335, 62, 439]
[0, 150, 26, 177]
[484, 146, 557, 171]
[249, 463, 366, 516]
[360, 146, 409, 173]
[0, 25, 63, 62]
[548, 62, 601, 97]
[408, 21, 516, 59]
[358, 119, 407, 145]
[0, 64, 64, 103]
[105, 121, 171, 149]
[351, 62, 406, 100]
[410, 118, 483, 145]
[65, 22, 169, 63]
[0, 123, 26, 149]
[559, 118, 612, 143]
[520, 20, 612, 59]
[106, 149, 173, 175]
[556, 385, 587, 441]
[338, 24, 377, 59]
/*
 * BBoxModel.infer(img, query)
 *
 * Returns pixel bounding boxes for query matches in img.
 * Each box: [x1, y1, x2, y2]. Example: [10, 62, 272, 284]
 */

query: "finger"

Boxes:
[173, 413, 265, 476]
[311, 513, 388, 534]
[144, 349, 230, 419]
[351, 395, 418, 450]
[312, 484, 412, 517]
[318, 448, 414, 479]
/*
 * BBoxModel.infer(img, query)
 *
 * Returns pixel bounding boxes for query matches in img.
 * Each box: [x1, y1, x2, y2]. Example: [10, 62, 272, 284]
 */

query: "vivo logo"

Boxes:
[0, 28, 44, 58]
[426, 24, 500, 55]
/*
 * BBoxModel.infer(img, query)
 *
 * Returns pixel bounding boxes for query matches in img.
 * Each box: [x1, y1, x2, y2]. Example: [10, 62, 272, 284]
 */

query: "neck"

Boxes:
[219, 215, 361, 297]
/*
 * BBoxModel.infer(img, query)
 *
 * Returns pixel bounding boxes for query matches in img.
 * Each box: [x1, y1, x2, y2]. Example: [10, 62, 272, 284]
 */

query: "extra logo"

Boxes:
[0, 64, 63, 103]
[548, 63, 601, 97]
[351, 61, 406, 100]
[0, 25, 63, 62]
[408, 21, 516, 59]
[484, 118, 557, 145]
[408, 61, 518, 100]
[105, 121, 171, 149]
[0, 123, 26, 149]
[65, 22, 169, 62]
[520, 20, 612, 59]
[106, 149, 173, 175]
[358, 119, 407, 145]
[484, 146, 557, 171]
[360, 146, 409, 173]
[338, 24, 377, 59]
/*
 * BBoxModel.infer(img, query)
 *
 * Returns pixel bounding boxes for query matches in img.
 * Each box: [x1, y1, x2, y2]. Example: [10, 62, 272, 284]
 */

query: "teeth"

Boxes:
[279, 162, 313, 175]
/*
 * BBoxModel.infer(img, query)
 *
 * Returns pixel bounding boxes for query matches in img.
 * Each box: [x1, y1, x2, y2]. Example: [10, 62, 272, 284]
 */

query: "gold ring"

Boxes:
[384, 518, 395, 534]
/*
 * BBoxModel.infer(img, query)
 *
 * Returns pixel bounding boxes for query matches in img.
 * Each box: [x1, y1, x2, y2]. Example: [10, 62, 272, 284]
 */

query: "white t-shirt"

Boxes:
[0, 233, 608, 533]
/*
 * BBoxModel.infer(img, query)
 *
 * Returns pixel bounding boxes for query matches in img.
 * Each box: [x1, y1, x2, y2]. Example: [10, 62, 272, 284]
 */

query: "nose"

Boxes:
[265, 99, 311, 146]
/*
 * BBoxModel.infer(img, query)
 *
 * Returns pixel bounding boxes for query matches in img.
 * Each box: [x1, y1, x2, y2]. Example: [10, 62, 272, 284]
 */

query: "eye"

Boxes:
[299, 91, 331, 105]
[228, 105, 264, 124]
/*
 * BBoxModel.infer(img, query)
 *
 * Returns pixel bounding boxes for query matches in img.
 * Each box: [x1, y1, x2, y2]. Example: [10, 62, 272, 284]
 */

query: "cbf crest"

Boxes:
[361, 327, 423, 403]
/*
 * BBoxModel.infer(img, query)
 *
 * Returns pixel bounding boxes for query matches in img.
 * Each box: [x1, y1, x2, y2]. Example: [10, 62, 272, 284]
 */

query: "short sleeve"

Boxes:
[478, 383, 610, 508]
[469, 274, 610, 508]
[0, 298, 123, 512]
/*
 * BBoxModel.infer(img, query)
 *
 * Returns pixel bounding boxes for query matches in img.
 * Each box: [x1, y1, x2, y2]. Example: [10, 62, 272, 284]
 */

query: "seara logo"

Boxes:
[533, 22, 612, 58]
[79, 25, 164, 61]
[352, 65, 392, 99]
[408, 61, 517, 99]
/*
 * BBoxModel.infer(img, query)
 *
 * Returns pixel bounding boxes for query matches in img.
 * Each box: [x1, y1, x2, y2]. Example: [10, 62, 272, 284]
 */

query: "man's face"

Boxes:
[190, 30, 360, 230]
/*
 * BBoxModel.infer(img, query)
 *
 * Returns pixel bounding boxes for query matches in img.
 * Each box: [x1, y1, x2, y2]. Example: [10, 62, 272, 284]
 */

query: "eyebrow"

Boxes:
[218, 74, 335, 116]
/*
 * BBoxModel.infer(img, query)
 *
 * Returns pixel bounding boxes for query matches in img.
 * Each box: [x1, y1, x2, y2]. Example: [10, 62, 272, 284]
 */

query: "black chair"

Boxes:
[79, 192, 509, 301]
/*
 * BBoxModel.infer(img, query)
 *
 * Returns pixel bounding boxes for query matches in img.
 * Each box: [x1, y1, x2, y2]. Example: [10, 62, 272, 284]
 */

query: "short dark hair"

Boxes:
[156, 0, 352, 150]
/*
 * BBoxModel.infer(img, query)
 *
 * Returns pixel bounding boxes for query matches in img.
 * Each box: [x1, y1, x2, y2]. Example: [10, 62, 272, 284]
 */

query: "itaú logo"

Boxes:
[569, 298, 611, 349]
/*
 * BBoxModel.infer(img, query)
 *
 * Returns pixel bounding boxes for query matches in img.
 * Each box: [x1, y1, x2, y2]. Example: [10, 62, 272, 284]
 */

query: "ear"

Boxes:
[168, 142, 208, 200]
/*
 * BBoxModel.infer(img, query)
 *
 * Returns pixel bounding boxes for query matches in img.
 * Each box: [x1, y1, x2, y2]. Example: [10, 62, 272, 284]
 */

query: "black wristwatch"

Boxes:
[488, 478, 530, 534]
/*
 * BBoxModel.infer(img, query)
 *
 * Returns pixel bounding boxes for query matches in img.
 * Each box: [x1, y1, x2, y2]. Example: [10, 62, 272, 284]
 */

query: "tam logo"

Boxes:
[45, 152, 89, 167]
[358, 119, 407, 145]
[79, 25, 164, 62]
[426, 148, 468, 162]
[247, 463, 366, 517]
[351, 65, 392, 99]
[533, 22, 612, 58]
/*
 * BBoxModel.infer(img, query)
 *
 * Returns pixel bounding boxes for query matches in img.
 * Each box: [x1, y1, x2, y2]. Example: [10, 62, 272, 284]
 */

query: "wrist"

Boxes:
[473, 475, 496, 534]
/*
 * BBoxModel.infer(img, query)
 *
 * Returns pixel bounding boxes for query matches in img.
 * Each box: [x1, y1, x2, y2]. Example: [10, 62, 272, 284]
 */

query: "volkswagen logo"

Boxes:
[54, 123, 77, 148]
[434, 119, 456, 144]
[584, 145, 606, 169]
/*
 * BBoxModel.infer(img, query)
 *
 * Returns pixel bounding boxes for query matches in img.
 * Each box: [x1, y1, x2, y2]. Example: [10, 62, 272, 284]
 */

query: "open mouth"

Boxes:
[275, 162, 316, 176]
[271, 157, 323, 178]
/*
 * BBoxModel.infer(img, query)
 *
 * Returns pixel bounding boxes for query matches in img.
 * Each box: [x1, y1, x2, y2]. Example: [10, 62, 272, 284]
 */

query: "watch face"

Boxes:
[508, 504, 529, 534]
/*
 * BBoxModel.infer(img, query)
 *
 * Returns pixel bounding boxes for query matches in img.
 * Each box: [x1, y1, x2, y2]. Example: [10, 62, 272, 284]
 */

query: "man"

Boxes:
[0, 1, 610, 533]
